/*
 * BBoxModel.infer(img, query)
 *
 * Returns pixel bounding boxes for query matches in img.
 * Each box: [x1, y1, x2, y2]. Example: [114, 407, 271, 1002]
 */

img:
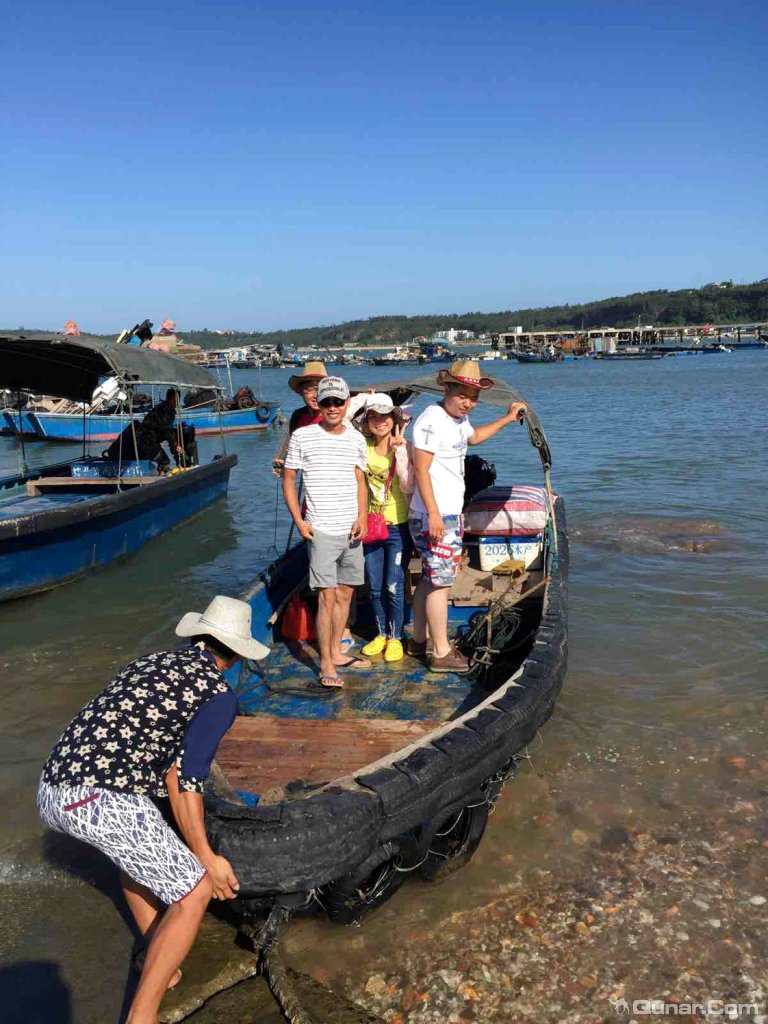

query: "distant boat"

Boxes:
[514, 349, 563, 364]
[0, 334, 237, 602]
[594, 351, 664, 361]
[372, 346, 421, 366]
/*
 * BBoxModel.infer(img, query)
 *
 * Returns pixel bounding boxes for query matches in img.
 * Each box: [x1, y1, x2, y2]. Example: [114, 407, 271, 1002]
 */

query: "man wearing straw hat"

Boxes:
[37, 596, 269, 1024]
[272, 360, 328, 474]
[409, 360, 526, 673]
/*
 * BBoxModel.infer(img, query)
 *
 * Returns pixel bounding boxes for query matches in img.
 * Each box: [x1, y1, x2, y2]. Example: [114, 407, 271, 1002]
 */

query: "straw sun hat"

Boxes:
[288, 360, 328, 394]
[176, 595, 270, 660]
[436, 359, 495, 390]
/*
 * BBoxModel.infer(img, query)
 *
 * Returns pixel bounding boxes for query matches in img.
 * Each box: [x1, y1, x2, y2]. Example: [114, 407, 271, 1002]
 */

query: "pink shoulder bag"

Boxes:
[362, 457, 397, 544]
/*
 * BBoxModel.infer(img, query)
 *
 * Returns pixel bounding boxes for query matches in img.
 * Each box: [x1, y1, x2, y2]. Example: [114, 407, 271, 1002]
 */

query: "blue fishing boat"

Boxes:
[200, 373, 568, 942]
[3, 396, 280, 442]
[0, 334, 237, 602]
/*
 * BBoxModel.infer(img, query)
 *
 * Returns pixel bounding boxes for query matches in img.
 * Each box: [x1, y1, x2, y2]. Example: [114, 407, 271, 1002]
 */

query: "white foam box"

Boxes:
[471, 534, 543, 572]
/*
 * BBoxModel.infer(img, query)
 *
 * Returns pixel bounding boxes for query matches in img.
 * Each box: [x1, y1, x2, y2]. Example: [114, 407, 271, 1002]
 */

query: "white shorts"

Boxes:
[37, 779, 205, 906]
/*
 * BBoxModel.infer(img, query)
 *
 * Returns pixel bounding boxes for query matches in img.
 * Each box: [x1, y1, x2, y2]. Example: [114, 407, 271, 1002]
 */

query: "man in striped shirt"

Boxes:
[282, 376, 369, 687]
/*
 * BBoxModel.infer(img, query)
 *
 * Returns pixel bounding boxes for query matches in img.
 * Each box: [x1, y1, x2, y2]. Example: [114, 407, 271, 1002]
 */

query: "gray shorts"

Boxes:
[37, 779, 205, 905]
[309, 530, 364, 590]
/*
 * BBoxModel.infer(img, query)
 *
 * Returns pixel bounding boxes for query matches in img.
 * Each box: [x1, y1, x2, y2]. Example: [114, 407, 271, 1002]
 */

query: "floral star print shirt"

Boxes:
[42, 648, 237, 796]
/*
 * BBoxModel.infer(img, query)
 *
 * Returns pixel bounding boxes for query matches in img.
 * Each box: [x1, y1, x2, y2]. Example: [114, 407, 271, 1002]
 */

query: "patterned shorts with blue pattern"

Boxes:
[409, 513, 464, 588]
[37, 779, 205, 905]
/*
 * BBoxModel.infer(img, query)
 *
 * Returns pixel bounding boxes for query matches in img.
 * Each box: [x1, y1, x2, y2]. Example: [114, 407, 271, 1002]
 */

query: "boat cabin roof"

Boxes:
[0, 334, 220, 403]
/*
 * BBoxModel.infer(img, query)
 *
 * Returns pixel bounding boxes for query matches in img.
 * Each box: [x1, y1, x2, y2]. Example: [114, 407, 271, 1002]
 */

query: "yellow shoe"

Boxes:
[362, 635, 387, 657]
[384, 639, 404, 663]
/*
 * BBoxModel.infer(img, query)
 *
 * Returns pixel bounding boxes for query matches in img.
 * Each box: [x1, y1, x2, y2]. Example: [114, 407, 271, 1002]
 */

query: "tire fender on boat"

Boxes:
[419, 793, 490, 883]
[255, 402, 272, 422]
[323, 841, 408, 924]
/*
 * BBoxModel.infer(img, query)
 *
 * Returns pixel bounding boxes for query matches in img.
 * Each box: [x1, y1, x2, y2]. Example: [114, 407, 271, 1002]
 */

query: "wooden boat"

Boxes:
[204, 374, 568, 926]
[0, 334, 237, 602]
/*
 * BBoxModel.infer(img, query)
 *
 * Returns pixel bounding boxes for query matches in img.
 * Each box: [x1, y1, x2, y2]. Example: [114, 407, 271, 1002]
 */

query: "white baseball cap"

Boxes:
[317, 376, 350, 403]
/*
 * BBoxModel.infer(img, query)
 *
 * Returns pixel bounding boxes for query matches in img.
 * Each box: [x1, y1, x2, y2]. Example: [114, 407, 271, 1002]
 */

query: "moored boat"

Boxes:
[4, 399, 280, 442]
[202, 373, 568, 928]
[514, 348, 563, 364]
[0, 334, 237, 601]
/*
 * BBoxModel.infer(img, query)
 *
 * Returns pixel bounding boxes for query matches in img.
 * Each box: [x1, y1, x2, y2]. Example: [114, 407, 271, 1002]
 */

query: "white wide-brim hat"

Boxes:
[176, 595, 270, 661]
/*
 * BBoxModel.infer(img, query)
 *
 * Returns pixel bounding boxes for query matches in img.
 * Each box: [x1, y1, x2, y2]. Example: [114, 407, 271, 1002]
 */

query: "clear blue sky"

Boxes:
[2, 0, 765, 332]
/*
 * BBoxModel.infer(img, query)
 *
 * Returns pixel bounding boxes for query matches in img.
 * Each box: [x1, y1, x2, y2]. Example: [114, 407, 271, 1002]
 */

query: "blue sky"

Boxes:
[2, 0, 765, 332]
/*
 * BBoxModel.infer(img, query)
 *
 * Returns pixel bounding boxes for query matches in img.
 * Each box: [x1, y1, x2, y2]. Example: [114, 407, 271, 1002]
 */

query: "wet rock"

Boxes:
[601, 826, 634, 851]
[366, 974, 388, 997]
[158, 915, 259, 1023]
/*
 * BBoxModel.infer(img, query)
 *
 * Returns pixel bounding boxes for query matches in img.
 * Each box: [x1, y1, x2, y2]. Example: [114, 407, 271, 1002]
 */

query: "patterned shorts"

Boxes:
[37, 779, 205, 906]
[409, 513, 464, 588]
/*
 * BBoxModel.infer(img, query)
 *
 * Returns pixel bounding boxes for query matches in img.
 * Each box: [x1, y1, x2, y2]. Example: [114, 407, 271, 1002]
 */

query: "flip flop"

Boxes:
[319, 674, 345, 688]
[334, 655, 371, 670]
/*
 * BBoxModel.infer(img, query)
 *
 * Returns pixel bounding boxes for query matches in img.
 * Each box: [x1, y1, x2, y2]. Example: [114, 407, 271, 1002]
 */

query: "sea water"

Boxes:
[1, 352, 766, 1020]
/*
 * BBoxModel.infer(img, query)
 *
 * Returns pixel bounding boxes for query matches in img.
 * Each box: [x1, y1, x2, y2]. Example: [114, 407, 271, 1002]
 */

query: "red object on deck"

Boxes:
[281, 593, 316, 643]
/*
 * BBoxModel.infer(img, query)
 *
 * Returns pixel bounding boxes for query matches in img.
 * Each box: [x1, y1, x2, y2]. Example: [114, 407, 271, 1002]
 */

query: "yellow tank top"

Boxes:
[366, 441, 409, 525]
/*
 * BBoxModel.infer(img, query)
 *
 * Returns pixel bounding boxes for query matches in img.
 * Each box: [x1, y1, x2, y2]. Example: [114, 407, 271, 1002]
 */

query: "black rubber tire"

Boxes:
[324, 852, 407, 925]
[255, 402, 272, 421]
[420, 799, 489, 883]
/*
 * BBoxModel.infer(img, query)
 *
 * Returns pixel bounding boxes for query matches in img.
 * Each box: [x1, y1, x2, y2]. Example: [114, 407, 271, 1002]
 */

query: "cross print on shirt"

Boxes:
[420, 424, 434, 444]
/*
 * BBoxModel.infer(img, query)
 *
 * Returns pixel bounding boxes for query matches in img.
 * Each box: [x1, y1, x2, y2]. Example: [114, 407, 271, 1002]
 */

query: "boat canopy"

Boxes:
[372, 373, 553, 469]
[0, 334, 220, 403]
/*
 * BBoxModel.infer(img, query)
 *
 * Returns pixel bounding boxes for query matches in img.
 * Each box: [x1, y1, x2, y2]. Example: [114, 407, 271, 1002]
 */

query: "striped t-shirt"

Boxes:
[285, 423, 368, 535]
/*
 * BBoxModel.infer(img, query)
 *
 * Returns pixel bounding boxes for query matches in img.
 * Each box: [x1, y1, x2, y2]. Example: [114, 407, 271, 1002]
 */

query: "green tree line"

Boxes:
[180, 279, 768, 350]
[7, 279, 767, 349]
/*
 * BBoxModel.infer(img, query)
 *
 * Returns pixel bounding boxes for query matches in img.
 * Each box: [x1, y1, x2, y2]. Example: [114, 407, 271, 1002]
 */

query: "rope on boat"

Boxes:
[459, 574, 549, 685]
[239, 903, 386, 1024]
[240, 904, 315, 1024]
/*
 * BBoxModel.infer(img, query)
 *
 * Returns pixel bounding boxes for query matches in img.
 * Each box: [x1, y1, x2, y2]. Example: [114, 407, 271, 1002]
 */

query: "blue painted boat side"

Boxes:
[0, 455, 236, 601]
[1, 411, 18, 434]
[23, 404, 281, 441]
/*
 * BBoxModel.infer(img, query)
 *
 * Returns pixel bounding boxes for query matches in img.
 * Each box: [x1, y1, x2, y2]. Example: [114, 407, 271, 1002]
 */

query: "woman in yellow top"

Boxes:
[352, 394, 414, 663]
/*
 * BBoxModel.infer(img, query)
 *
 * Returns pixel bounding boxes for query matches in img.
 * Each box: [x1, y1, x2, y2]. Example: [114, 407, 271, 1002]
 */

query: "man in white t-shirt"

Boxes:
[409, 361, 527, 673]
[282, 376, 370, 687]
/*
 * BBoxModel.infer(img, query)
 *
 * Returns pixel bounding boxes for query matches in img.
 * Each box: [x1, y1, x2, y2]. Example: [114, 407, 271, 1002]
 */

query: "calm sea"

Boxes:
[1, 352, 766, 1021]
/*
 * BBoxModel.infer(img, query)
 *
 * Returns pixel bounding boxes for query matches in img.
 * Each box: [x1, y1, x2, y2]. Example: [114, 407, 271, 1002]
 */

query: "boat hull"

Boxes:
[0, 454, 237, 601]
[4, 404, 280, 441]
[514, 353, 563, 363]
[205, 497, 568, 899]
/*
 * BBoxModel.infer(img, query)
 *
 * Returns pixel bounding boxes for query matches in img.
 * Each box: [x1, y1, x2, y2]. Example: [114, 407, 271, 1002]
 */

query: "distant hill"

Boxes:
[180, 279, 768, 349]
[6, 279, 767, 350]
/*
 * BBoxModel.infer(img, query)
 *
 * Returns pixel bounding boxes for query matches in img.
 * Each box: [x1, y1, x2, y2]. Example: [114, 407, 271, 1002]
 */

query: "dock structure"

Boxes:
[493, 321, 768, 355]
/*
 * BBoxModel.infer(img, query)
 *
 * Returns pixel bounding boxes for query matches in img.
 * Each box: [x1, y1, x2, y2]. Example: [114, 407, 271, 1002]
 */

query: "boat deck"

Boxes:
[0, 492, 95, 520]
[216, 549, 546, 804]
[216, 715, 440, 802]
[232, 628, 482, 723]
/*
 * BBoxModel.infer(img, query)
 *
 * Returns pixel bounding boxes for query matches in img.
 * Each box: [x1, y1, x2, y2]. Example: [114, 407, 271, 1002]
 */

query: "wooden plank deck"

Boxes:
[216, 714, 439, 799]
[26, 476, 156, 495]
